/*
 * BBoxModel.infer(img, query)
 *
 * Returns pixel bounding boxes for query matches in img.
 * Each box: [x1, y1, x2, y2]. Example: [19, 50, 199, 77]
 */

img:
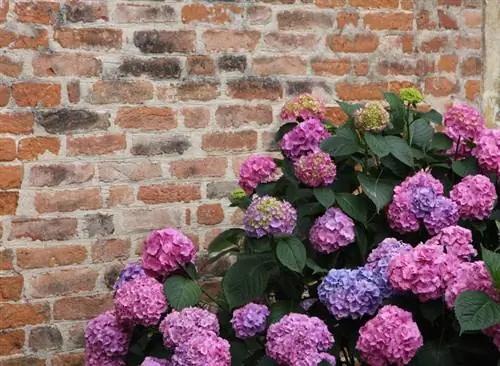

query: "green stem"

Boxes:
[406, 104, 411, 144]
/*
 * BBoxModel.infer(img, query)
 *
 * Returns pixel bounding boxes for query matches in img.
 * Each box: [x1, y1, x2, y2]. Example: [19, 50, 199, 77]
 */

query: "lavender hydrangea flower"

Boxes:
[423, 196, 460, 235]
[294, 152, 336, 188]
[243, 195, 297, 238]
[231, 303, 270, 338]
[170, 331, 231, 366]
[141, 357, 169, 366]
[411, 186, 438, 218]
[309, 208, 355, 254]
[280, 118, 330, 161]
[114, 263, 145, 291]
[318, 268, 384, 319]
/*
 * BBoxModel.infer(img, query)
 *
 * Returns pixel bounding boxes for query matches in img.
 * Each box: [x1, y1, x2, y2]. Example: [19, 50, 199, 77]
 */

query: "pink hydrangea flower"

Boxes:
[425, 225, 477, 260]
[294, 152, 336, 188]
[387, 193, 420, 234]
[484, 324, 500, 350]
[142, 228, 196, 277]
[356, 305, 423, 366]
[280, 94, 325, 122]
[170, 331, 230, 366]
[450, 175, 497, 220]
[444, 104, 485, 157]
[309, 207, 355, 254]
[239, 155, 281, 194]
[280, 118, 330, 161]
[115, 276, 168, 326]
[473, 129, 500, 175]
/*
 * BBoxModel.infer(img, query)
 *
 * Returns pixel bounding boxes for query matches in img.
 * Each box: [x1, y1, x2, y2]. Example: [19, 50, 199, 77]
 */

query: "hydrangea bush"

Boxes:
[85, 91, 500, 365]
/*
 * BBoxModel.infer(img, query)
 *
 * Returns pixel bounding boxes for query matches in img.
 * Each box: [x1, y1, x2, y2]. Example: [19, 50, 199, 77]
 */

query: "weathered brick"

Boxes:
[52, 353, 85, 366]
[54, 294, 113, 320]
[28, 163, 94, 187]
[98, 161, 162, 182]
[12, 82, 61, 107]
[119, 58, 181, 79]
[286, 80, 332, 96]
[16, 246, 87, 269]
[417, 10, 437, 30]
[464, 9, 481, 28]
[119, 208, 184, 233]
[0, 0, 7, 22]
[0, 166, 23, 189]
[182, 107, 210, 129]
[92, 239, 131, 262]
[0, 303, 50, 329]
[424, 77, 458, 97]
[0, 138, 16, 162]
[187, 56, 215, 76]
[206, 181, 239, 199]
[202, 131, 258, 152]
[0, 275, 23, 301]
[218, 55, 246, 72]
[203, 30, 260, 52]
[419, 36, 450, 53]
[177, 80, 219, 101]
[0, 85, 9, 106]
[0, 329, 24, 356]
[171, 157, 227, 178]
[37, 109, 109, 134]
[227, 77, 282, 100]
[33, 53, 101, 77]
[14, 1, 60, 24]
[349, 0, 398, 7]
[364, 12, 413, 30]
[278, 11, 333, 30]
[54, 28, 122, 50]
[336, 82, 385, 100]
[216, 105, 273, 127]
[182, 3, 242, 24]
[461, 56, 482, 76]
[312, 58, 351, 76]
[68, 80, 80, 103]
[65, 1, 108, 22]
[253, 56, 307, 76]
[0, 55, 23, 77]
[328, 34, 379, 53]
[134, 30, 195, 53]
[0, 192, 18, 216]
[131, 135, 191, 156]
[325, 107, 349, 125]
[83, 213, 114, 238]
[115, 3, 175, 23]
[247, 6, 272, 24]
[438, 55, 458, 72]
[456, 35, 481, 49]
[263, 33, 318, 51]
[337, 12, 359, 28]
[0, 248, 14, 270]
[107, 185, 134, 207]
[18, 137, 60, 160]
[10, 217, 78, 241]
[35, 187, 101, 213]
[315, 0, 346, 7]
[29, 326, 63, 352]
[67, 134, 126, 156]
[138, 184, 201, 204]
[0, 356, 45, 366]
[30, 268, 98, 298]
[197, 204, 224, 225]
[10, 29, 49, 49]
[465, 80, 481, 101]
[438, 9, 458, 29]
[90, 80, 153, 104]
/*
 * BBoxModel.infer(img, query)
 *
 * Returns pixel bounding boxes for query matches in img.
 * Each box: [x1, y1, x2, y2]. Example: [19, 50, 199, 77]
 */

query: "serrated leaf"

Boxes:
[380, 155, 411, 178]
[482, 246, 500, 290]
[268, 300, 304, 325]
[419, 109, 443, 124]
[275, 122, 298, 141]
[358, 173, 397, 212]
[430, 133, 453, 151]
[258, 356, 278, 366]
[336, 193, 369, 225]
[411, 341, 454, 366]
[208, 228, 244, 253]
[455, 291, 500, 332]
[321, 122, 362, 157]
[336, 100, 362, 118]
[314, 187, 336, 208]
[385, 135, 414, 167]
[410, 119, 434, 148]
[364, 133, 390, 157]
[384, 92, 405, 134]
[256, 182, 276, 196]
[276, 236, 307, 273]
[452, 156, 480, 177]
[164, 275, 201, 309]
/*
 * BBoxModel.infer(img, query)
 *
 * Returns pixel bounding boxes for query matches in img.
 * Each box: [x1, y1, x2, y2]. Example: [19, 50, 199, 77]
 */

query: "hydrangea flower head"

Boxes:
[243, 195, 297, 238]
[354, 102, 390, 133]
[115, 276, 168, 326]
[266, 313, 334, 366]
[294, 152, 336, 188]
[309, 207, 355, 254]
[160, 307, 220, 348]
[356, 305, 423, 366]
[387, 193, 420, 234]
[318, 268, 384, 319]
[423, 196, 460, 235]
[280, 118, 330, 161]
[450, 174, 497, 220]
[114, 263, 145, 291]
[426, 225, 477, 260]
[170, 331, 230, 366]
[444, 104, 485, 157]
[142, 228, 196, 277]
[231, 303, 270, 339]
[141, 357, 169, 366]
[473, 129, 500, 175]
[280, 94, 325, 122]
[399, 88, 424, 104]
[86, 354, 127, 366]
[239, 155, 281, 194]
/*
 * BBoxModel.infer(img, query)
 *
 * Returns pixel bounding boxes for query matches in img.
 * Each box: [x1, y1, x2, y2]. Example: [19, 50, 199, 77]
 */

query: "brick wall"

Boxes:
[0, 0, 485, 364]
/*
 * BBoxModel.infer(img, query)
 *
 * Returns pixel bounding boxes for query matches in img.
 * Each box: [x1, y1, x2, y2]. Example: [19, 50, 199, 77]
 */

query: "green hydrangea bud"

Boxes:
[229, 188, 247, 201]
[354, 102, 390, 133]
[399, 88, 424, 104]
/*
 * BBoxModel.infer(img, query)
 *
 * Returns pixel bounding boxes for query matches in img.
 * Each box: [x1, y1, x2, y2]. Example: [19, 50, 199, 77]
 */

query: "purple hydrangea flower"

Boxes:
[114, 263, 145, 291]
[309, 208, 355, 254]
[299, 298, 318, 311]
[170, 331, 231, 366]
[318, 268, 384, 319]
[243, 195, 297, 238]
[450, 174, 497, 220]
[86, 354, 127, 366]
[423, 196, 460, 235]
[444, 104, 485, 157]
[231, 303, 270, 339]
[280, 118, 330, 161]
[294, 152, 336, 188]
[411, 186, 438, 218]
[141, 357, 169, 366]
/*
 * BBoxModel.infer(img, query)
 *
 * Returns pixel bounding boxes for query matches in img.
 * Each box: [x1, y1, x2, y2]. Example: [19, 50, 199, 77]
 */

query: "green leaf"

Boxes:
[258, 356, 278, 366]
[230, 340, 248, 366]
[208, 228, 244, 253]
[451, 156, 480, 177]
[268, 300, 304, 325]
[298, 202, 325, 218]
[321, 123, 362, 157]
[313, 187, 336, 208]
[454, 291, 500, 332]
[430, 133, 453, 151]
[364, 133, 390, 157]
[411, 341, 454, 366]
[420, 300, 442, 323]
[410, 119, 434, 148]
[355, 224, 368, 258]
[256, 182, 276, 196]
[306, 258, 328, 274]
[357, 173, 397, 212]
[385, 136, 414, 167]
[380, 155, 410, 178]
[482, 246, 500, 290]
[419, 109, 443, 124]
[336, 100, 362, 118]
[384, 92, 405, 134]
[336, 193, 369, 225]
[164, 275, 201, 309]
[275, 122, 297, 141]
[276, 237, 307, 273]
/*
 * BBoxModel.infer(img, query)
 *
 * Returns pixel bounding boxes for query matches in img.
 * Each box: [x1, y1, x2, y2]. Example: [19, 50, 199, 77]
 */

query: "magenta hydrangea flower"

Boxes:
[484, 324, 500, 350]
[473, 129, 500, 175]
[142, 228, 196, 277]
[280, 94, 325, 122]
[450, 175, 497, 220]
[426, 225, 477, 260]
[423, 196, 460, 235]
[85, 311, 130, 366]
[356, 305, 423, 366]
[170, 331, 231, 366]
[141, 357, 169, 366]
[243, 195, 297, 238]
[444, 104, 485, 157]
[239, 155, 281, 195]
[231, 303, 270, 339]
[266, 313, 334, 366]
[387, 194, 420, 234]
[388, 243, 449, 301]
[280, 118, 330, 161]
[294, 152, 336, 188]
[309, 207, 355, 254]
[115, 276, 168, 326]
[114, 263, 145, 291]
[160, 307, 220, 348]
[444, 261, 498, 308]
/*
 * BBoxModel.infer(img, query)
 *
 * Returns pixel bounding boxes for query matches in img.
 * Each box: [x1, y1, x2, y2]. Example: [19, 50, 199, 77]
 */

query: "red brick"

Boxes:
[364, 12, 413, 30]
[349, 0, 398, 6]
[90, 80, 153, 104]
[10, 217, 78, 241]
[115, 107, 176, 131]
[336, 82, 385, 100]
[378, 60, 434, 76]
[0, 28, 49, 49]
[0, 303, 50, 329]
[325, 107, 349, 126]
[337, 12, 359, 28]
[0, 85, 8, 106]
[107, 185, 134, 207]
[92, 239, 131, 262]
[464, 9, 481, 28]
[121, 207, 184, 233]
[417, 10, 437, 30]
[0, 192, 18, 216]
[177, 81, 219, 101]
[312, 58, 351, 76]
[216, 105, 273, 127]
[28, 162, 94, 187]
[419, 36, 449, 53]
[253, 56, 307, 75]
[278, 10, 333, 30]
[54, 294, 113, 320]
[16, 246, 87, 269]
[227, 78, 282, 100]
[465, 80, 481, 101]
[187, 55, 215, 76]
[0, 0, 7, 22]
[248, 6, 272, 24]
[115, 3, 175, 23]
[98, 161, 161, 183]
[354, 60, 369, 76]
[67, 134, 126, 156]
[0, 166, 23, 189]
[134, 30, 195, 54]
[0, 113, 33, 134]
[138, 184, 201, 204]
[32, 53, 101, 77]
[12, 83, 60, 107]
[456, 35, 481, 49]
[425, 77, 458, 97]
[171, 157, 227, 178]
[0, 357, 45, 366]
[438, 10, 458, 29]
[0, 55, 22, 77]
[0, 138, 16, 162]
[65, 1, 107, 22]
[52, 353, 85, 366]
[263, 33, 318, 51]
[328, 34, 379, 53]
[182, 107, 210, 129]
[14, 1, 60, 24]
[461, 57, 482, 76]
[387, 81, 415, 94]
[315, 0, 345, 7]
[0, 275, 23, 302]
[0, 29, 16, 47]
[438, 0, 461, 5]
[18, 137, 60, 160]
[438, 55, 458, 72]
[203, 131, 258, 152]
[30, 268, 98, 298]
[0, 248, 13, 270]
[0, 330, 24, 356]
[67, 80, 80, 103]
[203, 30, 260, 52]
[35, 187, 101, 213]
[182, 3, 242, 24]
[54, 28, 122, 49]
[197, 204, 224, 225]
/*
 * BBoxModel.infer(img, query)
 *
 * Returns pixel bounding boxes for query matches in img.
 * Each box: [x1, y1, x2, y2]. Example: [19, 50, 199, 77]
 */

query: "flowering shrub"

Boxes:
[86, 92, 500, 365]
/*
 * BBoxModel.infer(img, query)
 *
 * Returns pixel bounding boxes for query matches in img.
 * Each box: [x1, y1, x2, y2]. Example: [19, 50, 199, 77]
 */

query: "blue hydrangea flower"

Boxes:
[114, 263, 145, 291]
